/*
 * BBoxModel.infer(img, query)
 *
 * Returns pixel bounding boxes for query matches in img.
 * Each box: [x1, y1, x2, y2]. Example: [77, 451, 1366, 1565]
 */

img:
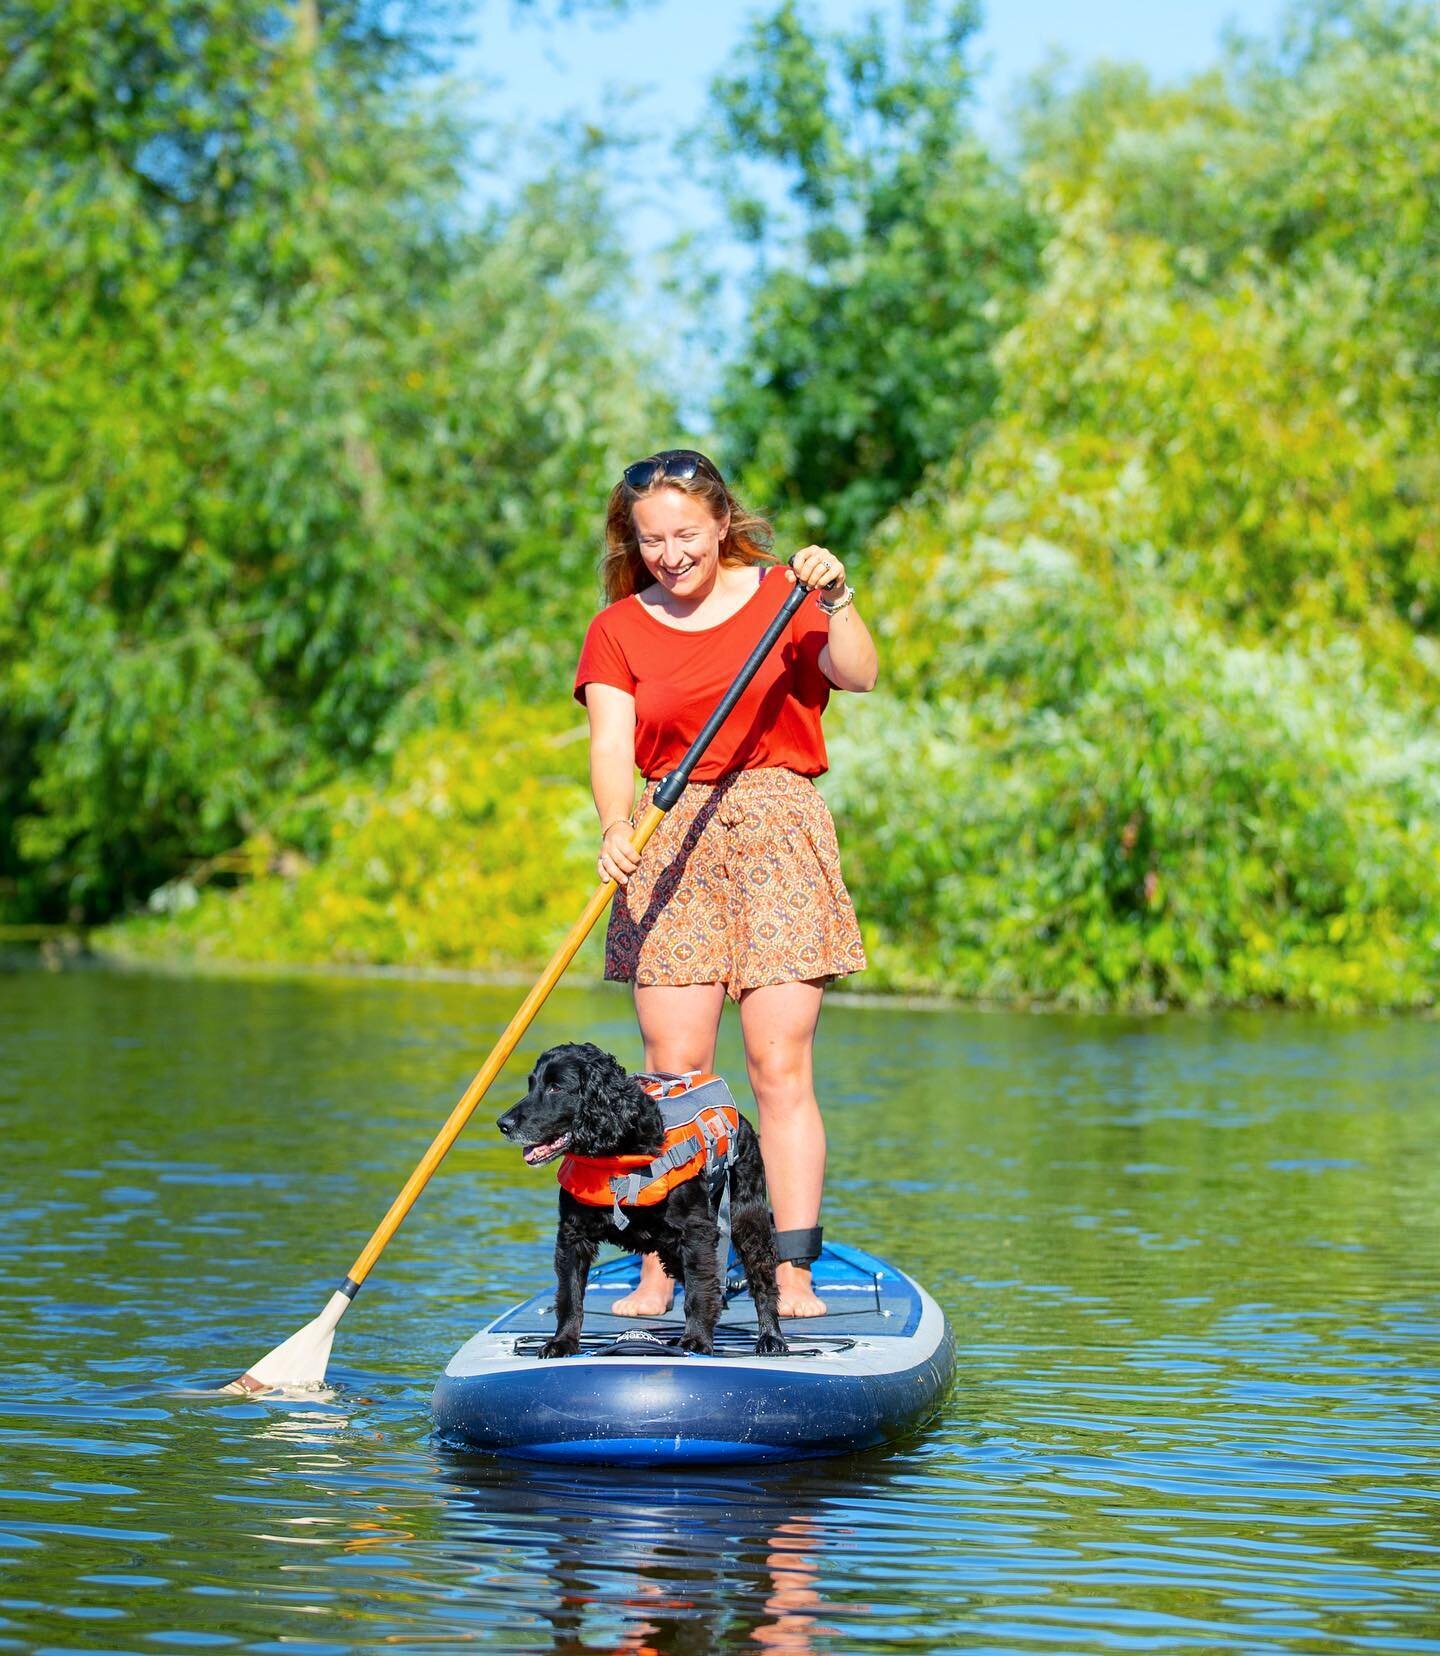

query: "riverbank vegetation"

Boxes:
[6, 1, 1438, 1009]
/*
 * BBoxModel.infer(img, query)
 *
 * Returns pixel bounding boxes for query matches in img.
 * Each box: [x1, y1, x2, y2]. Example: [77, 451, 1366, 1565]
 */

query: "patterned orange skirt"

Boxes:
[605, 767, 867, 1001]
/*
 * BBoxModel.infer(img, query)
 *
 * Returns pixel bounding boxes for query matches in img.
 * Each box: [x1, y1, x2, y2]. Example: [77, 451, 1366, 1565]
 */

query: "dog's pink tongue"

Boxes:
[524, 1137, 567, 1165]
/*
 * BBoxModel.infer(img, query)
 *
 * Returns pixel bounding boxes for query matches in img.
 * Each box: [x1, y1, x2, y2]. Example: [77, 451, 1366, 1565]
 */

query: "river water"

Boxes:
[1, 965, 1437, 1653]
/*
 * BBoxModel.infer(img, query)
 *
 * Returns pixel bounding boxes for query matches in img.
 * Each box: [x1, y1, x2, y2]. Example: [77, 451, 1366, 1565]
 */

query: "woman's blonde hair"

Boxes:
[601, 449, 775, 605]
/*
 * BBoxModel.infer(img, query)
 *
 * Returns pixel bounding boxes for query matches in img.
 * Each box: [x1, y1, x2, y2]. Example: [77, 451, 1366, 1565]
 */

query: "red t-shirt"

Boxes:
[573, 565, 832, 780]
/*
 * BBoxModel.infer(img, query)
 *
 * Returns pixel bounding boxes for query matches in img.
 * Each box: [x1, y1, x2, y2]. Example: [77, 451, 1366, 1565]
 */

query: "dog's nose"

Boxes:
[496, 1104, 522, 1139]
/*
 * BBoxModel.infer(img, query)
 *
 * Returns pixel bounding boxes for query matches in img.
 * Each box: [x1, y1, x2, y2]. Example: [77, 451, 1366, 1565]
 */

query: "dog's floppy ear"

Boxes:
[575, 1043, 637, 1117]
[573, 1044, 664, 1154]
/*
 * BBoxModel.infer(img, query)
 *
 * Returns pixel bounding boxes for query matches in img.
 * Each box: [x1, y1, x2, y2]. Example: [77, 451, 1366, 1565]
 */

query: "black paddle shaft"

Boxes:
[652, 571, 814, 812]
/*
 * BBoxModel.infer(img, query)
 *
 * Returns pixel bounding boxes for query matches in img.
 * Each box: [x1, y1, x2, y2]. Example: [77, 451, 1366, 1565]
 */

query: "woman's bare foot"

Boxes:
[610, 1253, 675, 1317]
[776, 1263, 826, 1318]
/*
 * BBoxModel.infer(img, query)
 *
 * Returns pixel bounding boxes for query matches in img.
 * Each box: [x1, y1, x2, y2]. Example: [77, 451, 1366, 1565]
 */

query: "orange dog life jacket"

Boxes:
[556, 1071, 740, 1231]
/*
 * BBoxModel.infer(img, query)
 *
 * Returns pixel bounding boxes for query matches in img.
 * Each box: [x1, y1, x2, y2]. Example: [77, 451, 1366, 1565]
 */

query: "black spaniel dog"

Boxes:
[497, 1042, 787, 1359]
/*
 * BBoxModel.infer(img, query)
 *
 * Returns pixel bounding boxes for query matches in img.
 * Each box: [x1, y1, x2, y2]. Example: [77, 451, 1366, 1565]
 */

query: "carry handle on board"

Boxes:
[227, 560, 817, 1393]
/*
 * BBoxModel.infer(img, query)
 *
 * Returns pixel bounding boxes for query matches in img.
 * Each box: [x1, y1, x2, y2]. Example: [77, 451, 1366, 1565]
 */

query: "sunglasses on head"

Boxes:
[622, 449, 720, 490]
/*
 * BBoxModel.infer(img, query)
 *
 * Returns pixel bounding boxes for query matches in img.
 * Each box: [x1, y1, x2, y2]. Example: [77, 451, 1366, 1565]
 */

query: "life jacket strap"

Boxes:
[655, 1130, 705, 1172]
[636, 1069, 706, 1098]
[608, 1171, 642, 1228]
[605, 1130, 706, 1228]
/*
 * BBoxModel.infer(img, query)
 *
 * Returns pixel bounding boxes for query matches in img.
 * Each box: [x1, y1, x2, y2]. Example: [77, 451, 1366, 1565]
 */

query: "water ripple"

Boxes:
[1, 971, 1437, 1652]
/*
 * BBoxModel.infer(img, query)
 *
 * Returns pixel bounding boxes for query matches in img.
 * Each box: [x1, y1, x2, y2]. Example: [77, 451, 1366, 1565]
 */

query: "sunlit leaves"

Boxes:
[828, 535, 1440, 1009]
[0, 0, 660, 921]
[831, 0, 1440, 1009]
[704, 0, 1039, 550]
[104, 703, 598, 971]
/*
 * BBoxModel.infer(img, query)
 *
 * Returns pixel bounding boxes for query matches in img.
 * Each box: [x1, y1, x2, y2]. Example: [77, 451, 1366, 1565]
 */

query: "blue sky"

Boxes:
[458, 0, 1291, 190]
[448, 0, 1292, 415]
[467, 0, 1285, 143]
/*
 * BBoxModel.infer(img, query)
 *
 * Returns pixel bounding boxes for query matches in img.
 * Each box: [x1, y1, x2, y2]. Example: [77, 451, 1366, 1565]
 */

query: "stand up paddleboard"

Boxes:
[432, 1241, 953, 1465]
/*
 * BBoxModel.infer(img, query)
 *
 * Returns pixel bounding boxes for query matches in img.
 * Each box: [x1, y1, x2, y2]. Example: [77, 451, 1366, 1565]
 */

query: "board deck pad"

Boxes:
[432, 1241, 954, 1466]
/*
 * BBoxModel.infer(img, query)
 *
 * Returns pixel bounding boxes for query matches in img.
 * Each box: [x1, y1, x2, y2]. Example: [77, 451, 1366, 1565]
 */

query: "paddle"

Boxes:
[227, 563, 818, 1393]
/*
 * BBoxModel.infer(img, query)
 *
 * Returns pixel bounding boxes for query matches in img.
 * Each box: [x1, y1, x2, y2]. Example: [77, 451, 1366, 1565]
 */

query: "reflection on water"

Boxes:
[0, 964, 1438, 1652]
[440, 1460, 845, 1653]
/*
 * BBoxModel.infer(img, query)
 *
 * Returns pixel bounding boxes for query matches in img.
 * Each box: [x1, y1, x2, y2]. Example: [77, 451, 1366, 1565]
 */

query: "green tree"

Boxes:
[817, 0, 1440, 1009]
[1015, 0, 1440, 631]
[0, 0, 658, 924]
[701, 0, 1042, 550]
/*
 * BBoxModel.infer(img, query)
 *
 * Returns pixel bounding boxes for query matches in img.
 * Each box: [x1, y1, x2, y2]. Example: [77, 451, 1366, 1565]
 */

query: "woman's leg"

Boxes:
[609, 981, 727, 1316]
[738, 978, 827, 1317]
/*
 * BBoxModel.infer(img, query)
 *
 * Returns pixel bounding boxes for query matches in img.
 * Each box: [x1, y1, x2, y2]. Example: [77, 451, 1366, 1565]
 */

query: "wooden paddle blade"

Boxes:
[223, 1290, 351, 1394]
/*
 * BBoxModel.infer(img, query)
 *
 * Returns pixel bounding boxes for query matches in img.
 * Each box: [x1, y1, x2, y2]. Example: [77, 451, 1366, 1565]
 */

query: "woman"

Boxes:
[574, 449, 878, 1318]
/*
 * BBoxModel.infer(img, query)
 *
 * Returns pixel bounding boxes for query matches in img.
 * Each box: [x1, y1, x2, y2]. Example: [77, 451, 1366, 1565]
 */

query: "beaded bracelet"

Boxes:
[817, 583, 856, 615]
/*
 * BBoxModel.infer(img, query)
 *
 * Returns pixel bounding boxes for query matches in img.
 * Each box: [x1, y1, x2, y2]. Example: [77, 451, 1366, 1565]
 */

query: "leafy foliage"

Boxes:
[830, 0, 1440, 1008]
[13, 0, 1440, 1012]
[829, 527, 1440, 1010]
[105, 703, 599, 971]
[702, 0, 1043, 549]
[979, 212, 1431, 650]
[0, 0, 660, 922]
[1015, 0, 1440, 633]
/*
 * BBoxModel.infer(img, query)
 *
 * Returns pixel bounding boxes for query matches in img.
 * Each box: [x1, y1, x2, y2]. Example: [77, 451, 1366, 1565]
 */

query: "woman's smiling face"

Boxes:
[631, 487, 730, 600]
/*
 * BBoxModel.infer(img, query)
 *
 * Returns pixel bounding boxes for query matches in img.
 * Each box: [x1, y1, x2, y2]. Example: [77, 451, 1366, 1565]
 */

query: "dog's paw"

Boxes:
[755, 1331, 788, 1357]
[679, 1331, 715, 1356]
[537, 1337, 580, 1360]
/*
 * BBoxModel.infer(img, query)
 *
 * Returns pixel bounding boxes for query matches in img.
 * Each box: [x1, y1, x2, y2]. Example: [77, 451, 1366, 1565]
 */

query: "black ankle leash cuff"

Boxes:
[773, 1225, 823, 1266]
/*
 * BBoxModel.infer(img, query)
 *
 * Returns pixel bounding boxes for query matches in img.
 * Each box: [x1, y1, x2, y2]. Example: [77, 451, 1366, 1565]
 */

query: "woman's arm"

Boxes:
[790, 544, 879, 693]
[585, 682, 643, 887]
[817, 598, 879, 693]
